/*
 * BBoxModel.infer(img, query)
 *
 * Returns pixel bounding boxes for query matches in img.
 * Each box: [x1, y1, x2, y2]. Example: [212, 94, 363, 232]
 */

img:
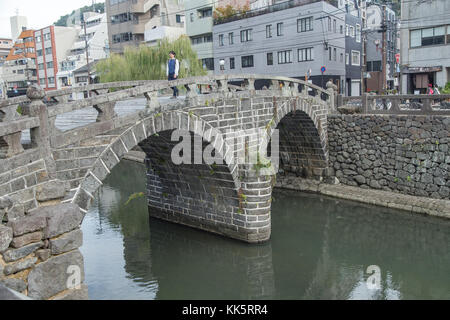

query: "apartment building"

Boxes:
[400, 0, 450, 94]
[338, 0, 364, 96]
[34, 26, 79, 91]
[0, 38, 13, 66]
[212, 0, 346, 91]
[57, 12, 109, 93]
[2, 30, 37, 98]
[10, 15, 28, 42]
[365, 3, 399, 93]
[106, 0, 185, 54]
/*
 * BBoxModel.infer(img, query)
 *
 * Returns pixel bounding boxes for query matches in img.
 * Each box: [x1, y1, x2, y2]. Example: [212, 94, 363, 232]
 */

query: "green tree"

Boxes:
[96, 35, 207, 82]
[54, 3, 105, 26]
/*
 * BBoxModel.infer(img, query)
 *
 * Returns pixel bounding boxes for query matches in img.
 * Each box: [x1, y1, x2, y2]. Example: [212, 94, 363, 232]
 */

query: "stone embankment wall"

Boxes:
[327, 115, 449, 200]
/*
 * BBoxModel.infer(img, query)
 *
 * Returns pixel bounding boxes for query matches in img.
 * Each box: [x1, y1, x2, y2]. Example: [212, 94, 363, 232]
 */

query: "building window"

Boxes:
[346, 53, 349, 65]
[35, 35, 41, 43]
[333, 19, 336, 33]
[240, 29, 252, 42]
[410, 26, 446, 48]
[241, 55, 254, 68]
[198, 7, 212, 18]
[333, 48, 337, 61]
[277, 50, 292, 64]
[277, 22, 283, 36]
[219, 34, 224, 46]
[45, 47, 52, 55]
[346, 25, 349, 36]
[350, 26, 355, 38]
[47, 61, 53, 69]
[267, 52, 273, 65]
[48, 77, 55, 84]
[43, 33, 51, 41]
[297, 17, 313, 32]
[112, 32, 133, 43]
[75, 76, 88, 83]
[38, 63, 44, 70]
[190, 13, 194, 22]
[329, 47, 332, 61]
[230, 57, 235, 69]
[39, 78, 45, 85]
[356, 24, 361, 43]
[37, 49, 42, 57]
[17, 69, 24, 74]
[351, 50, 360, 66]
[266, 25, 272, 38]
[298, 47, 313, 62]
[176, 14, 182, 23]
[328, 17, 331, 31]
[201, 58, 214, 71]
[228, 32, 233, 45]
[340, 25, 343, 34]
[340, 53, 343, 62]
[191, 33, 212, 45]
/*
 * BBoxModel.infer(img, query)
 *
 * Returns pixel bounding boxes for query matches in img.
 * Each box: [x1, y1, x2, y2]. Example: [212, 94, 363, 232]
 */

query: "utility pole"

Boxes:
[381, 3, 387, 94]
[83, 20, 91, 97]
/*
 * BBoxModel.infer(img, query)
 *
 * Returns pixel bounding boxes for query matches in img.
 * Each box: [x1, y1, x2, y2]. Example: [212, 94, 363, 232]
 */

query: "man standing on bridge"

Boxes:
[167, 51, 180, 99]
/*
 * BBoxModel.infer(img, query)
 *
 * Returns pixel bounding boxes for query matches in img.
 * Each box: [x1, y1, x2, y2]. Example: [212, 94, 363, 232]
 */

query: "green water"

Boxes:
[80, 160, 450, 300]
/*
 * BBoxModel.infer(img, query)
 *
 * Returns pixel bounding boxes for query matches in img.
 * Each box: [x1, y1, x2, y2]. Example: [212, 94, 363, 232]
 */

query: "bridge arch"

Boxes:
[259, 95, 329, 179]
[70, 111, 249, 241]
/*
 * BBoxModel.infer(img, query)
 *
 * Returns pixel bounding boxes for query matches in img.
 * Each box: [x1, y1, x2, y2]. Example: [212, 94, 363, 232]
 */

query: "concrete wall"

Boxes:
[212, 1, 346, 88]
[328, 114, 450, 200]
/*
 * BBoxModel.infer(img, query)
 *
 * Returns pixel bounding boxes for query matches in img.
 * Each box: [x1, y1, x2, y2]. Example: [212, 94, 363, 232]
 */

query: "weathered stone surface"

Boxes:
[50, 229, 83, 255]
[7, 214, 46, 237]
[0, 196, 13, 210]
[27, 249, 84, 300]
[29, 203, 83, 239]
[0, 225, 13, 253]
[0, 278, 27, 293]
[51, 284, 88, 300]
[10, 231, 43, 248]
[3, 256, 37, 275]
[35, 180, 68, 202]
[2, 241, 43, 262]
[35, 249, 51, 262]
[4, 205, 25, 222]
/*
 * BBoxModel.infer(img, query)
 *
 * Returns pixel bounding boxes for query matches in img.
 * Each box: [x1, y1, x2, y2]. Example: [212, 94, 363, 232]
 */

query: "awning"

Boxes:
[402, 66, 442, 73]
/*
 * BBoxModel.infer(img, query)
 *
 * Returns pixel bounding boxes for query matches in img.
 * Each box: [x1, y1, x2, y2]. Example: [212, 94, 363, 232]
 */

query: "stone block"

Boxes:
[50, 229, 83, 255]
[36, 180, 68, 202]
[2, 241, 43, 262]
[7, 214, 46, 237]
[11, 231, 43, 248]
[28, 203, 83, 239]
[0, 278, 27, 293]
[3, 256, 37, 275]
[27, 249, 84, 300]
[0, 225, 13, 252]
[35, 249, 51, 262]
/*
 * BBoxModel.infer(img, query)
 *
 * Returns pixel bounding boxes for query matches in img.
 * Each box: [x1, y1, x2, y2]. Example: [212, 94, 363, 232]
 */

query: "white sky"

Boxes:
[0, 0, 99, 38]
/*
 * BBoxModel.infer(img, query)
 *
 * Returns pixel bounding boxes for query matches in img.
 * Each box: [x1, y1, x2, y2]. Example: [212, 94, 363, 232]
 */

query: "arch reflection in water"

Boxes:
[81, 161, 450, 300]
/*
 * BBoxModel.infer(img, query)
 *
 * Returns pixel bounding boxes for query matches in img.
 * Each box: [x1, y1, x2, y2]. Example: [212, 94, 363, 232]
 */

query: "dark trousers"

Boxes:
[168, 73, 179, 97]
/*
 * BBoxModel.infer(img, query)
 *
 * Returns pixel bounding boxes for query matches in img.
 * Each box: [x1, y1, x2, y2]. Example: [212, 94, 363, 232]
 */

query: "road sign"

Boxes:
[320, 66, 326, 73]
[395, 53, 400, 64]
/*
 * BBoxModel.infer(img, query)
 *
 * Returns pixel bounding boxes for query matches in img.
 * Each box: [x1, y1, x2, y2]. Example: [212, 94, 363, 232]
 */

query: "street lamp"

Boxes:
[219, 59, 225, 72]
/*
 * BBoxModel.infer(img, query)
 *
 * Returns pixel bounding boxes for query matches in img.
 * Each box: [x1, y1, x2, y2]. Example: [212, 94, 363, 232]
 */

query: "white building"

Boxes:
[10, 15, 28, 42]
[56, 12, 109, 98]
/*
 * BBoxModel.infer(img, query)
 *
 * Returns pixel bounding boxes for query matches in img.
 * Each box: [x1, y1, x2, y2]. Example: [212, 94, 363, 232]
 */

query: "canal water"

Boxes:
[80, 160, 450, 300]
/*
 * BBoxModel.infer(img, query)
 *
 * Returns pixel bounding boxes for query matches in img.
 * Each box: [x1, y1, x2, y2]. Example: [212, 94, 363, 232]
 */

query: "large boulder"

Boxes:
[27, 249, 84, 300]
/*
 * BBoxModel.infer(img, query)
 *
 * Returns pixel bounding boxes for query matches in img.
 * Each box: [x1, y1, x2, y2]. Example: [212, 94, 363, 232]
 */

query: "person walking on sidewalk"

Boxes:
[166, 51, 180, 99]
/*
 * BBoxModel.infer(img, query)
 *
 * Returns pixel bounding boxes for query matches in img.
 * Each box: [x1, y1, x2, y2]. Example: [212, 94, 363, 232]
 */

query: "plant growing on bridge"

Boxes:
[125, 192, 145, 205]
[96, 35, 206, 82]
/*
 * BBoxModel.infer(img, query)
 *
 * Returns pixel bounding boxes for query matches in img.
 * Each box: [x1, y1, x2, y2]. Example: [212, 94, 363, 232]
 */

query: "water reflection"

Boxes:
[81, 161, 450, 300]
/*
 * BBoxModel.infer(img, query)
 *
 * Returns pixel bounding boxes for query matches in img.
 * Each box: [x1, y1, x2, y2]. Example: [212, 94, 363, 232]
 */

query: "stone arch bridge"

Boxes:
[0, 74, 334, 299]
